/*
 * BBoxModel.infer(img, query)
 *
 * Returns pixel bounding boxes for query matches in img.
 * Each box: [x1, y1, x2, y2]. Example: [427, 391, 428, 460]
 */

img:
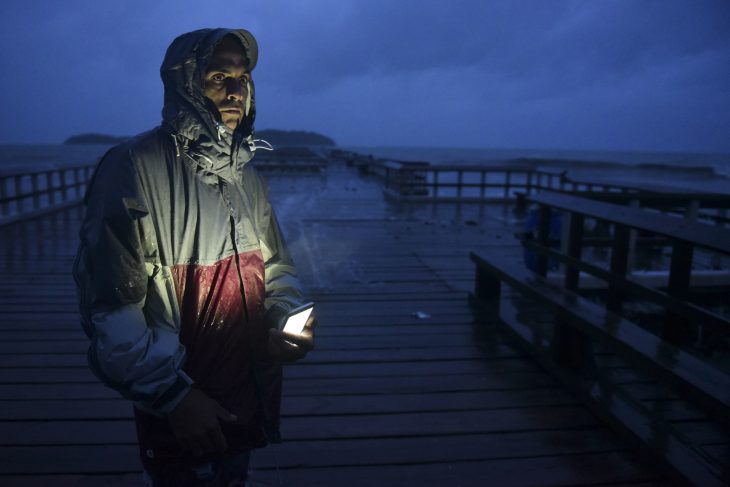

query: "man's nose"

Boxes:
[225, 79, 247, 101]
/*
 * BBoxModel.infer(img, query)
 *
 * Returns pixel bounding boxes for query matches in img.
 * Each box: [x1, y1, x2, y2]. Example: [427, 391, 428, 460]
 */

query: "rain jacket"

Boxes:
[73, 28, 303, 454]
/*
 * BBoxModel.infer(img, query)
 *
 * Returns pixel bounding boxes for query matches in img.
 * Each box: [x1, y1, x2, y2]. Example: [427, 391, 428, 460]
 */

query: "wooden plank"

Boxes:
[247, 452, 666, 487]
[0, 163, 680, 484]
[0, 312, 485, 330]
[0, 474, 141, 486]
[0, 388, 578, 421]
[0, 446, 141, 475]
[0, 333, 512, 353]
[0, 405, 601, 446]
[0, 371, 559, 400]
[0, 345, 525, 367]
[0, 428, 630, 476]
[0, 357, 540, 383]
[0, 321, 492, 340]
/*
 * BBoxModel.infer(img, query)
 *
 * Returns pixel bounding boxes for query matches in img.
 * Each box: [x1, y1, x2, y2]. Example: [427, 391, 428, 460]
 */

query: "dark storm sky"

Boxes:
[2, 0, 729, 152]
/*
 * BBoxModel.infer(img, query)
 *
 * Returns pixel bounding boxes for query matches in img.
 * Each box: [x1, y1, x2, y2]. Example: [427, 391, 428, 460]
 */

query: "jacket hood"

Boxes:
[160, 28, 259, 181]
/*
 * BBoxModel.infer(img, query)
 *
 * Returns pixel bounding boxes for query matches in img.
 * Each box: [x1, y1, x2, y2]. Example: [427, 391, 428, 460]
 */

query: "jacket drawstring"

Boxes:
[252, 138, 274, 151]
[171, 134, 180, 158]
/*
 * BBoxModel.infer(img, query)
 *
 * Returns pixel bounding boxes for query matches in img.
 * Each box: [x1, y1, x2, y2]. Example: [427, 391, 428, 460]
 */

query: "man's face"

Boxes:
[203, 36, 250, 131]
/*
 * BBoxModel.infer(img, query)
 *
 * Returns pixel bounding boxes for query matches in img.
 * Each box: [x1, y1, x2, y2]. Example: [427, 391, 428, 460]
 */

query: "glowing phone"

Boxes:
[281, 302, 314, 335]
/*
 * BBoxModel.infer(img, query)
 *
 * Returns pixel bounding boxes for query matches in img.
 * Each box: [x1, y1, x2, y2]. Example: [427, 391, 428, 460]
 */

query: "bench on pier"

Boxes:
[470, 191, 730, 486]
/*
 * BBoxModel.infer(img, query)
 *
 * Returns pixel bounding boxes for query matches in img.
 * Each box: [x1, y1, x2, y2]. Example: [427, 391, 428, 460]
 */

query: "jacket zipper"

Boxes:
[218, 178, 250, 324]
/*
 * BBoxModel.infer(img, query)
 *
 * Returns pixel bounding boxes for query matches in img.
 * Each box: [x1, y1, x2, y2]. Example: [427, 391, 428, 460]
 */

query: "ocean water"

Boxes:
[1, 143, 729, 194]
[0, 144, 113, 174]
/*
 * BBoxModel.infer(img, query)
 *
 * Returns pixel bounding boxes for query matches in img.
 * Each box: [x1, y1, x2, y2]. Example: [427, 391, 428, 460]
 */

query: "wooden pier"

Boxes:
[0, 158, 712, 485]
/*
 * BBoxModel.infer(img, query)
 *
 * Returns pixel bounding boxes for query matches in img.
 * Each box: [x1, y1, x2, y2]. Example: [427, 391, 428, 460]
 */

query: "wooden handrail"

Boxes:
[526, 191, 730, 346]
[374, 161, 565, 202]
[529, 191, 730, 254]
[0, 164, 95, 226]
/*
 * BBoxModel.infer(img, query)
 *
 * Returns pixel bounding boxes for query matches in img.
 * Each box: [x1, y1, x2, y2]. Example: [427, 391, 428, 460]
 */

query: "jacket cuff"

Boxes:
[265, 302, 292, 330]
[142, 371, 194, 417]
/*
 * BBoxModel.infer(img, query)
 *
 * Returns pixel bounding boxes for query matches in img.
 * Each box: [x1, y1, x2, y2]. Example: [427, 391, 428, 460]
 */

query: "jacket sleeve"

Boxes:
[252, 170, 305, 328]
[73, 146, 192, 416]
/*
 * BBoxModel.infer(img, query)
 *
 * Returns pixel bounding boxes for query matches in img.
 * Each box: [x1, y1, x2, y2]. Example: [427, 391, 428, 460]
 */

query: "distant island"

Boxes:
[64, 129, 335, 147]
[64, 133, 129, 145]
[256, 129, 335, 147]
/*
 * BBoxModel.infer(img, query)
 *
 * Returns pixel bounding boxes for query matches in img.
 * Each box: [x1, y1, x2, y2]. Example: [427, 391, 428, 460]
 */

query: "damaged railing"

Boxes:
[370, 160, 565, 202]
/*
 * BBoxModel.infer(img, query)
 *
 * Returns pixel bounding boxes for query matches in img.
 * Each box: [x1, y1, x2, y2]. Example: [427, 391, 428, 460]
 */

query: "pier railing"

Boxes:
[0, 165, 95, 226]
[370, 160, 564, 202]
[0, 147, 330, 227]
[546, 182, 730, 227]
[470, 191, 730, 486]
[252, 147, 328, 173]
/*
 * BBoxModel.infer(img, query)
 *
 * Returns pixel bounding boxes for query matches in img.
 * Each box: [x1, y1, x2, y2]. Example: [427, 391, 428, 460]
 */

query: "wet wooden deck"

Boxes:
[0, 164, 683, 485]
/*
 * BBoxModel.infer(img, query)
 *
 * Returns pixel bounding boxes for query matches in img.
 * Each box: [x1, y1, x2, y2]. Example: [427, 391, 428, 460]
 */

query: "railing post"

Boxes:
[626, 199, 640, 270]
[526, 171, 534, 195]
[77, 168, 84, 197]
[552, 212, 594, 371]
[480, 171, 486, 199]
[48, 171, 57, 205]
[664, 240, 694, 344]
[61, 170, 69, 202]
[457, 170, 463, 199]
[14, 175, 23, 214]
[73, 168, 81, 199]
[433, 170, 439, 199]
[0, 176, 8, 216]
[85, 166, 94, 193]
[536, 204, 551, 277]
[564, 213, 584, 290]
[474, 262, 501, 301]
[504, 171, 511, 200]
[717, 208, 727, 228]
[397, 167, 405, 197]
[607, 223, 631, 312]
[685, 200, 700, 221]
[31, 173, 40, 211]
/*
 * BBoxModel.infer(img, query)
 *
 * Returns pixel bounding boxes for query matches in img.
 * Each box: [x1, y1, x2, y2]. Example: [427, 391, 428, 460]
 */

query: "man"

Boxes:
[73, 28, 314, 486]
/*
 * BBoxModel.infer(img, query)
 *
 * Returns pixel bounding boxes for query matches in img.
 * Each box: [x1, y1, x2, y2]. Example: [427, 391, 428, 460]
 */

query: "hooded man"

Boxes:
[73, 28, 315, 486]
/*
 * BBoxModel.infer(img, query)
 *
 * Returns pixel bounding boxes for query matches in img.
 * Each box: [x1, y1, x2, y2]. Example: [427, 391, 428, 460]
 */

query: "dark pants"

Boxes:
[142, 450, 251, 487]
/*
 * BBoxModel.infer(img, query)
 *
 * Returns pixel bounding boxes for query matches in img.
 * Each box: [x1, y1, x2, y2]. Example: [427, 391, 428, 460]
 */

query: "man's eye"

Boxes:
[211, 74, 225, 82]
[239, 77, 249, 85]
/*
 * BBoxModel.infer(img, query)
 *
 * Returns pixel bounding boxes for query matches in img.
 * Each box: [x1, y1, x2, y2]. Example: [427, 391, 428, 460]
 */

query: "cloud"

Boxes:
[0, 0, 728, 151]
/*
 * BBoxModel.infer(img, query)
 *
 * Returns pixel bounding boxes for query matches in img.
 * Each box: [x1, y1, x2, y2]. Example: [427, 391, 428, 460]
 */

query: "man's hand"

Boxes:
[167, 388, 237, 457]
[268, 313, 316, 362]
